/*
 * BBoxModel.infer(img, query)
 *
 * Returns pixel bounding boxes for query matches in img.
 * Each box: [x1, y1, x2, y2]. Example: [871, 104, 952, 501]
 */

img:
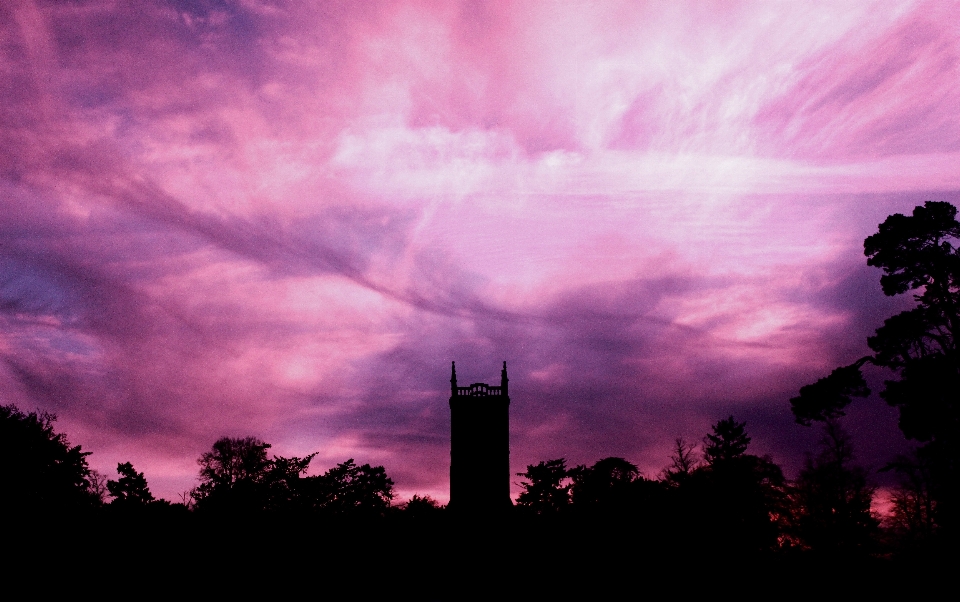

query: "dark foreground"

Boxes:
[7, 510, 956, 599]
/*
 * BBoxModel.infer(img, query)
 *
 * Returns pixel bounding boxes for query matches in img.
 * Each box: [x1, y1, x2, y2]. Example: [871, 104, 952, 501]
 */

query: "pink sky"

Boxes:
[2, 0, 959, 502]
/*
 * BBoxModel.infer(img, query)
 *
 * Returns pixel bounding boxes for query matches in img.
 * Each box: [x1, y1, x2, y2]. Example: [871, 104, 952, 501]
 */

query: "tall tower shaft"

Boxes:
[449, 361, 511, 513]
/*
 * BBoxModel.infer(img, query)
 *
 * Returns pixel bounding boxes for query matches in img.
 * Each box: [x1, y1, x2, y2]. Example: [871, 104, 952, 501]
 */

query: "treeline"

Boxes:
[0, 404, 405, 520]
[514, 417, 882, 557]
[0, 401, 942, 560]
[0, 407, 953, 596]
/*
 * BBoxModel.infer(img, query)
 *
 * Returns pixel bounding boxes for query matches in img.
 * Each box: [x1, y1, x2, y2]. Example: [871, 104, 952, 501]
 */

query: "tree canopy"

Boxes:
[570, 457, 642, 510]
[307, 458, 395, 515]
[686, 416, 787, 553]
[192, 436, 393, 515]
[703, 416, 751, 465]
[516, 458, 571, 514]
[790, 200, 960, 531]
[107, 462, 155, 506]
[193, 436, 317, 513]
[791, 201, 958, 424]
[196, 436, 273, 496]
[0, 404, 97, 514]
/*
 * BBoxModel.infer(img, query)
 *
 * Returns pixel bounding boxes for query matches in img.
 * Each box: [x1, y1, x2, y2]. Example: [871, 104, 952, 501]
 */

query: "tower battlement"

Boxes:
[454, 383, 505, 396]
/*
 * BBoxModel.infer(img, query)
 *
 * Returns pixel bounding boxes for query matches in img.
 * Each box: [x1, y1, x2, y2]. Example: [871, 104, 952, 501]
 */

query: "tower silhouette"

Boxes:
[449, 361, 511, 513]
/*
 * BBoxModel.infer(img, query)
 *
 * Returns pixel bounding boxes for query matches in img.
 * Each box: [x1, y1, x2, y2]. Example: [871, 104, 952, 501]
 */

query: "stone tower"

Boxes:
[448, 361, 511, 513]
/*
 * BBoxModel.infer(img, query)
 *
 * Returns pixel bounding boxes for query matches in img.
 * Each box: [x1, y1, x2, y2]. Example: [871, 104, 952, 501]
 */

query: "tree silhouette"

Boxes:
[87, 469, 109, 504]
[107, 462, 155, 506]
[305, 459, 394, 515]
[788, 420, 878, 553]
[194, 436, 273, 512]
[703, 416, 750, 465]
[570, 457, 641, 510]
[197, 436, 272, 491]
[262, 452, 317, 512]
[193, 436, 320, 514]
[883, 450, 939, 546]
[192, 436, 399, 516]
[685, 417, 787, 553]
[0, 404, 98, 514]
[400, 494, 443, 519]
[516, 458, 571, 514]
[790, 201, 960, 529]
[662, 437, 698, 484]
[790, 364, 870, 427]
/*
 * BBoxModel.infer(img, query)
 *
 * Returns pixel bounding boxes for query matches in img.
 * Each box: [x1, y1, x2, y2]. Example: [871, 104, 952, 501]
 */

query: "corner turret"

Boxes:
[501, 361, 508, 396]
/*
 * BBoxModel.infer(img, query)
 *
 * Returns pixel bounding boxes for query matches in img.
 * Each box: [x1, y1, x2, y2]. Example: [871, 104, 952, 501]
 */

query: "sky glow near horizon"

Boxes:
[2, 0, 960, 502]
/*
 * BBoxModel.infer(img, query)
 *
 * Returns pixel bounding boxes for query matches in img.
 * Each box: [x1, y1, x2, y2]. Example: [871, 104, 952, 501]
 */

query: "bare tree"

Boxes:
[87, 469, 109, 504]
[884, 451, 937, 541]
[662, 437, 698, 482]
[179, 489, 195, 510]
[788, 419, 878, 552]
